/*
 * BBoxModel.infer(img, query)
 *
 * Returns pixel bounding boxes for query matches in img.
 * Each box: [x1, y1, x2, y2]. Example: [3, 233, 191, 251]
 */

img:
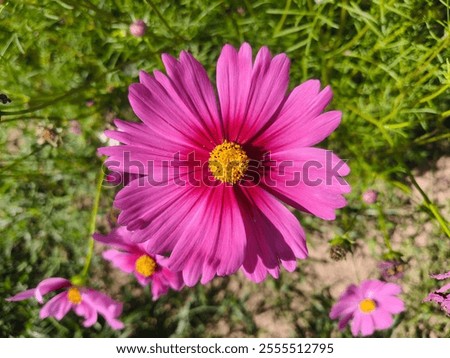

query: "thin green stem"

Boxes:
[0, 83, 89, 119]
[273, 0, 292, 37]
[376, 203, 393, 252]
[407, 170, 450, 238]
[79, 164, 105, 280]
[144, 0, 186, 41]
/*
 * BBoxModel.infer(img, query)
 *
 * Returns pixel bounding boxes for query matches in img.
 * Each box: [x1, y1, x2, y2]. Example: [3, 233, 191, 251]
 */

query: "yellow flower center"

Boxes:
[135, 255, 157, 277]
[359, 298, 377, 313]
[67, 287, 82, 305]
[208, 140, 249, 184]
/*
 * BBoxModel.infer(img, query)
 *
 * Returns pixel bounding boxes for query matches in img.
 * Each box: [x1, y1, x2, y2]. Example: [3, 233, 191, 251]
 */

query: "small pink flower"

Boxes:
[362, 189, 378, 204]
[423, 270, 450, 316]
[94, 227, 184, 300]
[6, 277, 124, 330]
[330, 280, 405, 336]
[129, 20, 147, 37]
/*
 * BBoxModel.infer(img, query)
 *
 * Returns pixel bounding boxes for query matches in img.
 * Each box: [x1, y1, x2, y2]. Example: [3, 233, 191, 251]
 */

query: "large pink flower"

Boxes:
[423, 270, 450, 316]
[99, 43, 350, 286]
[94, 227, 184, 300]
[330, 280, 405, 336]
[6, 277, 124, 330]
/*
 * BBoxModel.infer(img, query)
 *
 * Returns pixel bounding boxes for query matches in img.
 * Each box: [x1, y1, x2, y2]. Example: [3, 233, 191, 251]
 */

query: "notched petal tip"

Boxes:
[138, 69, 151, 82]
[161, 52, 178, 71]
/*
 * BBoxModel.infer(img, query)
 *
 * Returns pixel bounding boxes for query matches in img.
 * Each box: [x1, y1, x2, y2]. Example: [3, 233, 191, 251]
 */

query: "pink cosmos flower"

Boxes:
[99, 43, 350, 285]
[6, 277, 124, 330]
[94, 227, 184, 300]
[423, 270, 450, 316]
[330, 280, 405, 336]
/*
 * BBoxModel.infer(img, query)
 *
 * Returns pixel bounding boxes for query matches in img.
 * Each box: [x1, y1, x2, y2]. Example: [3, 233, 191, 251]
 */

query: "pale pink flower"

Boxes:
[94, 227, 184, 300]
[6, 277, 124, 330]
[330, 280, 404, 336]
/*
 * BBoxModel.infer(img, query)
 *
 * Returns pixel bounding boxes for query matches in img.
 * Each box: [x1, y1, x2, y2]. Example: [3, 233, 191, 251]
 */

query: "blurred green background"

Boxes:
[1, 0, 449, 337]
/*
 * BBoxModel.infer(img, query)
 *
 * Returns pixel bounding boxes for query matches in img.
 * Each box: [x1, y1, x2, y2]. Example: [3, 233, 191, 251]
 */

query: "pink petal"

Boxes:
[134, 272, 152, 286]
[93, 226, 136, 251]
[150, 276, 170, 301]
[6, 288, 36, 302]
[216, 43, 253, 141]
[104, 119, 181, 152]
[423, 293, 444, 304]
[330, 300, 358, 320]
[98, 115, 208, 175]
[441, 299, 450, 314]
[253, 80, 336, 150]
[350, 312, 362, 336]
[243, 185, 308, 260]
[360, 280, 385, 299]
[102, 249, 139, 274]
[83, 290, 124, 330]
[167, 185, 246, 286]
[158, 266, 185, 291]
[216, 43, 290, 144]
[129, 81, 211, 150]
[115, 178, 205, 232]
[359, 314, 375, 336]
[238, 186, 307, 282]
[39, 292, 71, 320]
[378, 296, 405, 314]
[35, 277, 71, 303]
[160, 52, 223, 144]
[338, 313, 353, 331]
[372, 308, 394, 331]
[74, 301, 98, 328]
[377, 282, 402, 297]
[262, 147, 350, 220]
[436, 283, 450, 294]
[430, 271, 450, 280]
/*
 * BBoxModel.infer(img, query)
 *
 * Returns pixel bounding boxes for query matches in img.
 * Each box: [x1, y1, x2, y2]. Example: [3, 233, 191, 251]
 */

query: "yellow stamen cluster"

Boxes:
[208, 140, 249, 184]
[67, 287, 82, 305]
[135, 255, 157, 277]
[359, 298, 377, 313]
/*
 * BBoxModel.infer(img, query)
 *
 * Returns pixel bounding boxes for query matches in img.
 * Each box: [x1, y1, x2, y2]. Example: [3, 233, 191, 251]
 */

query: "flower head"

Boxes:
[6, 277, 124, 330]
[94, 227, 184, 300]
[129, 20, 146, 37]
[330, 280, 404, 336]
[423, 270, 450, 316]
[99, 43, 350, 285]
